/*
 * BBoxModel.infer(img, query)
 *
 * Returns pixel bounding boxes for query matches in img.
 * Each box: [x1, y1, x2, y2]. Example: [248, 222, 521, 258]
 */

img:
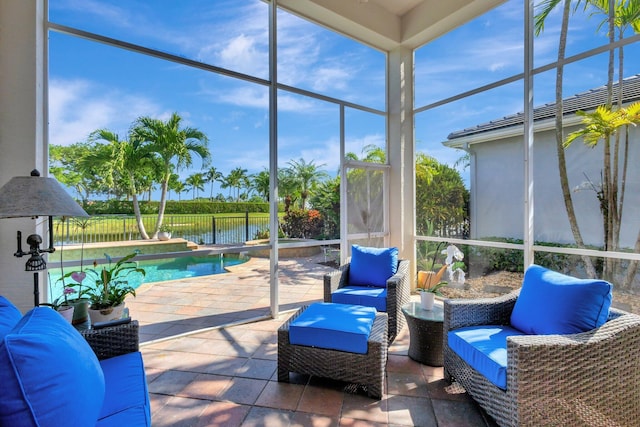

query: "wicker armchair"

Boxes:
[444, 291, 640, 427]
[324, 259, 410, 342]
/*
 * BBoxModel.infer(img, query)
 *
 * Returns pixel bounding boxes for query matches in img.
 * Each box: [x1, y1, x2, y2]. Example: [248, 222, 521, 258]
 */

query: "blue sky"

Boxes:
[47, 0, 639, 199]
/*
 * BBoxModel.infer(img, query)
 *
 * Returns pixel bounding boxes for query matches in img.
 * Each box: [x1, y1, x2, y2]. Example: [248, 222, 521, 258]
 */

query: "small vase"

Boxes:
[89, 303, 125, 325]
[57, 305, 75, 324]
[69, 298, 90, 325]
[158, 231, 171, 241]
[420, 292, 435, 310]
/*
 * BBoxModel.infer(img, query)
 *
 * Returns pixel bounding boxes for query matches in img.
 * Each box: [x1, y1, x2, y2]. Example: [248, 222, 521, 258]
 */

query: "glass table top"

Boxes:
[402, 301, 444, 322]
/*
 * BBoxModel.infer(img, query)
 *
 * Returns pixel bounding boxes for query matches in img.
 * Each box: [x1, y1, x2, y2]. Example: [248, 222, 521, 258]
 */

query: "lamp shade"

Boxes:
[0, 170, 89, 218]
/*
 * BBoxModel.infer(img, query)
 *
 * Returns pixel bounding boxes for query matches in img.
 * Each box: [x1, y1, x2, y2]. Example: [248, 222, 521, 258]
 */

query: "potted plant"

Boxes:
[53, 217, 92, 325]
[157, 224, 172, 241]
[43, 281, 77, 324]
[416, 244, 465, 310]
[85, 251, 146, 324]
[416, 266, 448, 310]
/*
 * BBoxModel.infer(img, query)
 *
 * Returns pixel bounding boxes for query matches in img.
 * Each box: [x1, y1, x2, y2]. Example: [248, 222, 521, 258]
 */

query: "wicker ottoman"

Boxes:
[278, 305, 388, 399]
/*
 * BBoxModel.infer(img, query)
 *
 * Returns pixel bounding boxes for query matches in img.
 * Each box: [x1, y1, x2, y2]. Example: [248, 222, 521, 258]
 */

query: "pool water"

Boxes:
[47, 253, 248, 302]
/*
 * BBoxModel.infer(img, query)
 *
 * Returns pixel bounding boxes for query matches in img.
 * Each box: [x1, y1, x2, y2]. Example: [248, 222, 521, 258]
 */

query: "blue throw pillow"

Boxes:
[348, 245, 399, 288]
[0, 307, 106, 426]
[0, 296, 22, 339]
[510, 264, 612, 335]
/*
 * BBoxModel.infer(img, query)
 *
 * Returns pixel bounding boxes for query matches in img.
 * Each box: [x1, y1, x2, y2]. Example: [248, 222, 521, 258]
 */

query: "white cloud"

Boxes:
[48, 78, 161, 146]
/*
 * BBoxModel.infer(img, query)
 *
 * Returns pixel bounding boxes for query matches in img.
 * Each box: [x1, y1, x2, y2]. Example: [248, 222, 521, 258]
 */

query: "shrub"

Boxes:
[281, 209, 324, 239]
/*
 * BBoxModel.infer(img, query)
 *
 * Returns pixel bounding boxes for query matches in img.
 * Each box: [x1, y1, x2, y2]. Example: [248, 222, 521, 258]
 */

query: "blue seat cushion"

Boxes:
[0, 307, 105, 426]
[98, 351, 151, 427]
[331, 286, 387, 312]
[511, 264, 612, 335]
[448, 325, 528, 390]
[349, 245, 398, 287]
[0, 296, 22, 338]
[289, 302, 377, 354]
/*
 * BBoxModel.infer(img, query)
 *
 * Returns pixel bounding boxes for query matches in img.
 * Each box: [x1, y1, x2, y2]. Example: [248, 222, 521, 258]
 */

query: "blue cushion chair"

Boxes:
[444, 265, 640, 427]
[324, 245, 410, 342]
[0, 298, 150, 427]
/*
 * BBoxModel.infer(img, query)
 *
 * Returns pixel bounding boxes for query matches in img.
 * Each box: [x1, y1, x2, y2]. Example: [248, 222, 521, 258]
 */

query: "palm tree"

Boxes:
[286, 158, 329, 209]
[85, 129, 153, 239]
[583, 0, 640, 284]
[535, 0, 597, 278]
[185, 172, 206, 199]
[167, 172, 180, 201]
[132, 112, 210, 237]
[251, 169, 271, 202]
[222, 167, 249, 202]
[205, 166, 222, 200]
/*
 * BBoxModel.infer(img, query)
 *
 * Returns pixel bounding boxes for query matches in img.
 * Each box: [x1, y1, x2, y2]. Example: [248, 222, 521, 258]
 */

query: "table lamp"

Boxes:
[0, 169, 89, 306]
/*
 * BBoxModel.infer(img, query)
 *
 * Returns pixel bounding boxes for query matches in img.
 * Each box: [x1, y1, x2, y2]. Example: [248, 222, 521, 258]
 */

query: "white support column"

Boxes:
[268, 0, 280, 318]
[0, 0, 47, 311]
[387, 47, 416, 287]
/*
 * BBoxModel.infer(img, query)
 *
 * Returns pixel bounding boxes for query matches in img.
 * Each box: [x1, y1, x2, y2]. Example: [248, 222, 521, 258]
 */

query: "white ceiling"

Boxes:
[278, 0, 506, 51]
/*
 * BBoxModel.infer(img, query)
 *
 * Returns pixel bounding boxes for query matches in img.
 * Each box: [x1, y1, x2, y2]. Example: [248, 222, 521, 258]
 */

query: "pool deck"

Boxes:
[126, 252, 497, 426]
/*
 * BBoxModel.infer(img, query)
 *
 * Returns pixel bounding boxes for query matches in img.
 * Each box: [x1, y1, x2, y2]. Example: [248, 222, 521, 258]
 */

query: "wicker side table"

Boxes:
[278, 306, 388, 399]
[80, 319, 139, 360]
[401, 302, 444, 366]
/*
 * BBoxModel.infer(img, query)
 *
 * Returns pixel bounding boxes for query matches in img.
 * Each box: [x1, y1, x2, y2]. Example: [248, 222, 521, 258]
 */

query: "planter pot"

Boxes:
[68, 298, 90, 325]
[89, 303, 126, 325]
[420, 292, 435, 310]
[158, 231, 172, 241]
[57, 305, 75, 324]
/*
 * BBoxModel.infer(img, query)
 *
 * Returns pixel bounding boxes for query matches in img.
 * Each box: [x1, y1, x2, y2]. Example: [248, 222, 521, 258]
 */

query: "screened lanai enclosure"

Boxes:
[1, 0, 640, 315]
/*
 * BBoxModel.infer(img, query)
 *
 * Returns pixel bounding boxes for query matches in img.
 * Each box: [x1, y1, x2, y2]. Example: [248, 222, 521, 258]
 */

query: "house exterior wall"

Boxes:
[469, 125, 640, 249]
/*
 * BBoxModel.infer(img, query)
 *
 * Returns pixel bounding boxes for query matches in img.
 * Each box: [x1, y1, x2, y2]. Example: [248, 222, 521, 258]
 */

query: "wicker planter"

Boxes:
[89, 303, 125, 325]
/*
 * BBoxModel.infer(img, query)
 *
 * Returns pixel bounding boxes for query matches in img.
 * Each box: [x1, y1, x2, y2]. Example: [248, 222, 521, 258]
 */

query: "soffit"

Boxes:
[277, 0, 506, 51]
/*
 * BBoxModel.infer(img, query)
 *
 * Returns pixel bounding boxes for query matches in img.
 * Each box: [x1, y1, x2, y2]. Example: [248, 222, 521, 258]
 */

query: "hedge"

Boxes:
[82, 200, 281, 215]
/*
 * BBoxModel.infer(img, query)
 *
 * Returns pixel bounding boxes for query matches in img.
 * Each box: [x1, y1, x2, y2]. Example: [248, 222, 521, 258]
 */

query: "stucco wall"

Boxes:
[470, 125, 640, 249]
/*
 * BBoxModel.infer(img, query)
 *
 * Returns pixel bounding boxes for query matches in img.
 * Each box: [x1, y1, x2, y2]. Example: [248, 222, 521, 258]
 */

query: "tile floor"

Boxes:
[126, 252, 498, 426]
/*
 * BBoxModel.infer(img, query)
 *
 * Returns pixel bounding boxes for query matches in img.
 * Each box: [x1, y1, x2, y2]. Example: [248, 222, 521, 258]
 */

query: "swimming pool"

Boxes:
[47, 253, 248, 301]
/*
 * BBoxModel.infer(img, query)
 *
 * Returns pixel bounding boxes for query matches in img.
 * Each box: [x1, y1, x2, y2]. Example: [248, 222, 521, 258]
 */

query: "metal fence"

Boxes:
[53, 213, 271, 246]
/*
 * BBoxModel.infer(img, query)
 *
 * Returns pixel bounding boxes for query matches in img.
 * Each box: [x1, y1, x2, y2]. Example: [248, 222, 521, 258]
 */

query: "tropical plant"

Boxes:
[535, 0, 598, 278]
[221, 167, 250, 202]
[286, 158, 329, 209]
[83, 252, 146, 310]
[132, 112, 211, 238]
[87, 129, 155, 239]
[185, 172, 206, 199]
[251, 168, 271, 202]
[417, 244, 465, 295]
[535, 0, 640, 283]
[205, 166, 223, 199]
[309, 176, 340, 239]
[281, 208, 324, 239]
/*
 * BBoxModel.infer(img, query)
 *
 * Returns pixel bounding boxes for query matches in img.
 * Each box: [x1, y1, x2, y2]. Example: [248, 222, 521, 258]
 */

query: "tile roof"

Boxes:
[447, 74, 640, 140]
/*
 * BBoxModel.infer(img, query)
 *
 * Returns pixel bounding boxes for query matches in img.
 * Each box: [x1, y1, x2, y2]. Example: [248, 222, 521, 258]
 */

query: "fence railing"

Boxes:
[53, 213, 270, 246]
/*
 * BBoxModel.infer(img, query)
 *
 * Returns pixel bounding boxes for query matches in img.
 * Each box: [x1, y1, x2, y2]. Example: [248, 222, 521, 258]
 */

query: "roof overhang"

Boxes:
[277, 0, 506, 51]
[443, 116, 584, 149]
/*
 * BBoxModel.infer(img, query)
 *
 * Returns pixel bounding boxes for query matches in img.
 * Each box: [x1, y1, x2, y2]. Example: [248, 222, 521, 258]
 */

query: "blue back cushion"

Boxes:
[289, 302, 376, 354]
[0, 307, 105, 426]
[511, 264, 612, 335]
[0, 296, 22, 339]
[348, 245, 399, 288]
